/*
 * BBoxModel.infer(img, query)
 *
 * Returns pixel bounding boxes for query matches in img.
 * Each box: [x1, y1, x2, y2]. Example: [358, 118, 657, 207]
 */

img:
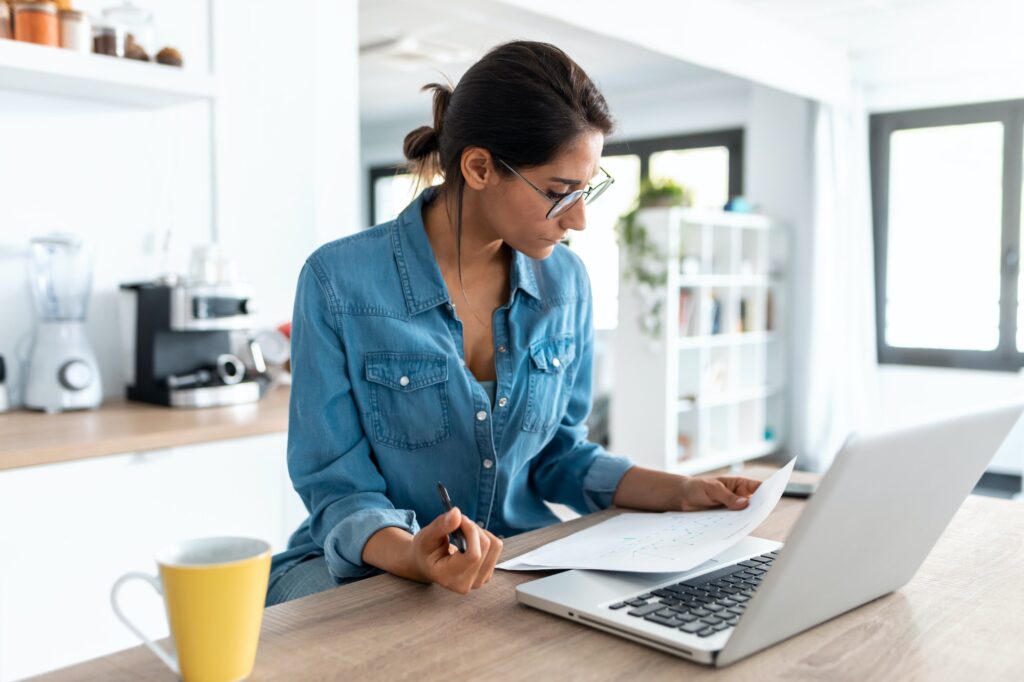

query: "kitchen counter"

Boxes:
[0, 385, 290, 472]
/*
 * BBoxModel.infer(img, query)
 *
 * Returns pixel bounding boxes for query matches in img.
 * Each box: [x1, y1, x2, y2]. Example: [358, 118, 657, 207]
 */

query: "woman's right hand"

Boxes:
[411, 507, 503, 594]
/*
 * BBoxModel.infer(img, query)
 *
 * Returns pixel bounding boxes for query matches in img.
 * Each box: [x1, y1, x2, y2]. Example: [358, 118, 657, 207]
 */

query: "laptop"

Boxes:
[516, 401, 1024, 667]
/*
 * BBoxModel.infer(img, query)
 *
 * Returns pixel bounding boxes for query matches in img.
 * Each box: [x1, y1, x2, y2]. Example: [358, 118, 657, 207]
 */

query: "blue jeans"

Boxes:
[265, 556, 358, 606]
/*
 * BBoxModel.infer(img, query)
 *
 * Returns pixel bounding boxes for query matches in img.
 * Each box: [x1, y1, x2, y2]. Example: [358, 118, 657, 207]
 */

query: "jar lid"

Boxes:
[14, 1, 57, 14]
[59, 9, 85, 19]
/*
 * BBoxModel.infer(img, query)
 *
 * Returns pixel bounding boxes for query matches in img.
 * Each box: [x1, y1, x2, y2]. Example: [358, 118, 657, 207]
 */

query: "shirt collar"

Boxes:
[391, 186, 541, 316]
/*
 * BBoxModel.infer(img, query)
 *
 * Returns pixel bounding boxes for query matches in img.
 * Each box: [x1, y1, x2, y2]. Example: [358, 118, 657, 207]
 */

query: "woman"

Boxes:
[266, 41, 762, 605]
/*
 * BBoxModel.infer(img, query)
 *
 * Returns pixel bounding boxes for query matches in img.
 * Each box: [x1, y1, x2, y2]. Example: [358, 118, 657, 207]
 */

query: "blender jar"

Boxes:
[29, 235, 93, 322]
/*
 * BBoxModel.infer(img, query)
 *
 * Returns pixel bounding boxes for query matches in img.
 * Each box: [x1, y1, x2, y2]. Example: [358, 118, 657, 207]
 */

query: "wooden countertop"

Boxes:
[0, 386, 290, 472]
[36, 465, 1024, 680]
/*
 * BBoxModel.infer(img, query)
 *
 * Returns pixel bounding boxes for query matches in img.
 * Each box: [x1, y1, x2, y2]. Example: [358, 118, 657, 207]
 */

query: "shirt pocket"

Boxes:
[364, 352, 451, 450]
[523, 333, 577, 433]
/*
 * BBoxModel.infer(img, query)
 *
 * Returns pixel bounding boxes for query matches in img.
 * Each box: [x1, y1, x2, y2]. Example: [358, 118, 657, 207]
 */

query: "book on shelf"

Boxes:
[678, 289, 697, 336]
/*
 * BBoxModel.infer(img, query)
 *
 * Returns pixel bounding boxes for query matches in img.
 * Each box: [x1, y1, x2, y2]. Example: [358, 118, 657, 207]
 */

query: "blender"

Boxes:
[24, 235, 103, 412]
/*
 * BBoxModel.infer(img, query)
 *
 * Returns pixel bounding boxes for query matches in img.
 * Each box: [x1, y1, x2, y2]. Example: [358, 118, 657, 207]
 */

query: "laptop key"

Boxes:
[701, 615, 722, 625]
[712, 622, 730, 631]
[750, 556, 772, 564]
[626, 598, 647, 607]
[690, 607, 711, 617]
[680, 621, 704, 634]
[628, 603, 664, 617]
[608, 602, 629, 610]
[655, 608, 677, 618]
[738, 560, 760, 568]
[718, 598, 737, 607]
[727, 607, 745, 617]
[674, 612, 698, 623]
[638, 592, 655, 599]
[697, 627, 716, 637]
[651, 589, 675, 599]
[731, 594, 749, 602]
[704, 603, 724, 612]
[645, 613, 682, 628]
[725, 616, 740, 625]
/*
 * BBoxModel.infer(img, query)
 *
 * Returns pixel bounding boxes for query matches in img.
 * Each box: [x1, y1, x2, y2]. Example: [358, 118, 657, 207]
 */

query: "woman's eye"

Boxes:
[547, 190, 570, 200]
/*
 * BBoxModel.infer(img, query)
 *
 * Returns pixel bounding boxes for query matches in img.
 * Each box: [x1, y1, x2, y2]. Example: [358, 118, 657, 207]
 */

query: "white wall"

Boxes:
[0, 0, 360, 406]
[877, 366, 1024, 476]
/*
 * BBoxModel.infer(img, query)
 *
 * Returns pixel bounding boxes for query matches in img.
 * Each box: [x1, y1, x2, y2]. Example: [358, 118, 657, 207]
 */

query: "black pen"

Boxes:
[436, 481, 467, 553]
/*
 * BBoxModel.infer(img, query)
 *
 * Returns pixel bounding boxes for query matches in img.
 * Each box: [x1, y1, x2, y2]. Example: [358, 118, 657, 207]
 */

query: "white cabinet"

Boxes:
[0, 433, 304, 682]
[611, 207, 789, 475]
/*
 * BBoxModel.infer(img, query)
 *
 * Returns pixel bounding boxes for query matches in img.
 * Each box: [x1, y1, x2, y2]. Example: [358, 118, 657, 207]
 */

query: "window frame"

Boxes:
[367, 128, 745, 228]
[870, 100, 1024, 372]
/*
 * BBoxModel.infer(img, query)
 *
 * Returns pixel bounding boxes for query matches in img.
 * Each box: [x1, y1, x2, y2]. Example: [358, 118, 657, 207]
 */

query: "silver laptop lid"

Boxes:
[717, 401, 1024, 666]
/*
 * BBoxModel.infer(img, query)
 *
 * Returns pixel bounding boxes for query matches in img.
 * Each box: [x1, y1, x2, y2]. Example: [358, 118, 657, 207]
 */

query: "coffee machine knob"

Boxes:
[59, 359, 93, 391]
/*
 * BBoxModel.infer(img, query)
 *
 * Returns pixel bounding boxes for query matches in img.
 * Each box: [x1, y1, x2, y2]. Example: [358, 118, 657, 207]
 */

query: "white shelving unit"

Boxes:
[611, 206, 788, 476]
[0, 38, 215, 107]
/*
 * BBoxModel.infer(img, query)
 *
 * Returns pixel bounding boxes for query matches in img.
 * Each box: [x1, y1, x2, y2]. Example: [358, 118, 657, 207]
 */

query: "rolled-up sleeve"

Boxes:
[287, 256, 420, 579]
[528, 269, 634, 514]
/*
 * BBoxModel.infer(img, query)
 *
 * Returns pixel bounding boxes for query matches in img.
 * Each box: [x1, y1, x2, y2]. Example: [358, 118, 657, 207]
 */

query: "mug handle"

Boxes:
[110, 572, 180, 676]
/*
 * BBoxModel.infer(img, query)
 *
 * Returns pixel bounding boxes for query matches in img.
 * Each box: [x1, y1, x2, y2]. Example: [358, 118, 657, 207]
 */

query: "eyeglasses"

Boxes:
[496, 158, 615, 220]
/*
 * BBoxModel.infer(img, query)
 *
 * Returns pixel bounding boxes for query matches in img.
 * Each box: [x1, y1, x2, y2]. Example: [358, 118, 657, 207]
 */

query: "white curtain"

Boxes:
[790, 89, 881, 472]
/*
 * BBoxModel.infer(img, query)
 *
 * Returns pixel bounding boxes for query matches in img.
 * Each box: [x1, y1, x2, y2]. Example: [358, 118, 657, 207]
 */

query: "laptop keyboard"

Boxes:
[606, 551, 778, 638]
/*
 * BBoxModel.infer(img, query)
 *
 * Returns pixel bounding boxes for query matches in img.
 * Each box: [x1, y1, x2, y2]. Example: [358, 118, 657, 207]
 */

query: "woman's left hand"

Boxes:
[677, 475, 762, 511]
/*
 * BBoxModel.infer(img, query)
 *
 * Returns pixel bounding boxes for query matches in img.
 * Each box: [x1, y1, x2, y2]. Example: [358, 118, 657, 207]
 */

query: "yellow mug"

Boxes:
[111, 537, 272, 682]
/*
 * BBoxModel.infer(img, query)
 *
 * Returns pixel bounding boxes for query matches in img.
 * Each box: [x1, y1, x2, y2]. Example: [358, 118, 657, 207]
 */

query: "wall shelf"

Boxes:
[0, 39, 215, 107]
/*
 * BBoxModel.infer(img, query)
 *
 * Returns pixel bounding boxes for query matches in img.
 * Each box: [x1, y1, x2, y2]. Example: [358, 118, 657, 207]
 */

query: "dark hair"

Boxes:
[402, 41, 615, 285]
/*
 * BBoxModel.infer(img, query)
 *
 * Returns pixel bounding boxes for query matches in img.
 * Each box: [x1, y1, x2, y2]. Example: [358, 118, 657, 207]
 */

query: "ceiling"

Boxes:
[731, 0, 1023, 53]
[358, 0, 743, 128]
[359, 0, 1024, 130]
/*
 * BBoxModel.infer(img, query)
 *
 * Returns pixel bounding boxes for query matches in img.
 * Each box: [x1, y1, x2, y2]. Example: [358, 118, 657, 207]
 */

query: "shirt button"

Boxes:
[552, 357, 561, 368]
[497, 345, 507, 353]
[498, 397, 508, 407]
[399, 375, 410, 387]
[483, 458, 494, 469]
[476, 410, 487, 421]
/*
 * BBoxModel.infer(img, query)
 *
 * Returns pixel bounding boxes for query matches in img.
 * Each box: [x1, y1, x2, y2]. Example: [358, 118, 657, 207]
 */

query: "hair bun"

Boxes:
[403, 125, 439, 162]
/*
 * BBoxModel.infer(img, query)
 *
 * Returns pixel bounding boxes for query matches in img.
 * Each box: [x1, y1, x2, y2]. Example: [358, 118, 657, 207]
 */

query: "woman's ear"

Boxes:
[460, 146, 497, 191]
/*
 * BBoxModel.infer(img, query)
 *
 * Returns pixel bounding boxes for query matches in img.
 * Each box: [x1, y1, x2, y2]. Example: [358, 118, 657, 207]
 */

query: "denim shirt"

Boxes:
[272, 185, 635, 583]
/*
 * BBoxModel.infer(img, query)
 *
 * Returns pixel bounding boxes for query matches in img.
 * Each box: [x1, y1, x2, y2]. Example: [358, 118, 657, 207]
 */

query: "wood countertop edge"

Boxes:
[0, 388, 291, 472]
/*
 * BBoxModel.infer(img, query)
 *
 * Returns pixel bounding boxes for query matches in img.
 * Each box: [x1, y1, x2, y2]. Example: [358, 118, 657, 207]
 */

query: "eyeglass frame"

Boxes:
[495, 158, 614, 220]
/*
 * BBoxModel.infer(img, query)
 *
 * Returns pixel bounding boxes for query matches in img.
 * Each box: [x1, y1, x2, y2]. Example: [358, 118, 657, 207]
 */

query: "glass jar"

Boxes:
[13, 1, 59, 46]
[101, 1, 154, 60]
[0, 2, 11, 40]
[92, 19, 125, 57]
[59, 8, 90, 53]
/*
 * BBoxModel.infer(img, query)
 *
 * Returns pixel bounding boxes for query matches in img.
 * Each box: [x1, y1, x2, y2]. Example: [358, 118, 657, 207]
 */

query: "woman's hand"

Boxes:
[677, 475, 762, 511]
[612, 465, 762, 512]
[410, 507, 503, 594]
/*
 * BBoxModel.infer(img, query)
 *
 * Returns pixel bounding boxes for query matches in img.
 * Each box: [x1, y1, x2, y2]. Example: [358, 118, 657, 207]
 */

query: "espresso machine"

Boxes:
[119, 275, 267, 408]
[24, 235, 103, 413]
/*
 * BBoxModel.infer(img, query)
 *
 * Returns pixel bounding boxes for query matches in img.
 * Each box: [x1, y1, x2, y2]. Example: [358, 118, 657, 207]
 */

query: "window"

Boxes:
[367, 129, 743, 330]
[871, 101, 1024, 371]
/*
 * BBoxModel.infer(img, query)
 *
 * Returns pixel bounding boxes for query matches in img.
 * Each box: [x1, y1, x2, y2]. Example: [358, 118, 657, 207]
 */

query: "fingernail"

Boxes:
[737, 497, 747, 504]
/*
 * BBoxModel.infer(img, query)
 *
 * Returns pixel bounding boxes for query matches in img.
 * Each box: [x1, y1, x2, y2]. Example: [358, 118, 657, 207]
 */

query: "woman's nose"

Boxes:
[558, 197, 587, 232]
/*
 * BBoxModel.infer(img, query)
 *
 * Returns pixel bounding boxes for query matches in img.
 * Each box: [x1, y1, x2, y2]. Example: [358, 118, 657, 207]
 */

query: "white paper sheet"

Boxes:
[498, 458, 796, 572]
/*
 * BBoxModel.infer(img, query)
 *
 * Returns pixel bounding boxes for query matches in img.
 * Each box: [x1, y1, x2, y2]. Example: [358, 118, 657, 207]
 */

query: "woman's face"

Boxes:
[474, 130, 605, 260]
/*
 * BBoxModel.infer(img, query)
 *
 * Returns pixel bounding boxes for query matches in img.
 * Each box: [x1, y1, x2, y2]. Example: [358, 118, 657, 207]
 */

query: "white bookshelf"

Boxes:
[610, 206, 788, 476]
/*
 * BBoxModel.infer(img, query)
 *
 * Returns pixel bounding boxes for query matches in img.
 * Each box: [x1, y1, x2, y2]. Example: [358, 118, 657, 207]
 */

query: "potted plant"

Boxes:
[616, 179, 693, 338]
